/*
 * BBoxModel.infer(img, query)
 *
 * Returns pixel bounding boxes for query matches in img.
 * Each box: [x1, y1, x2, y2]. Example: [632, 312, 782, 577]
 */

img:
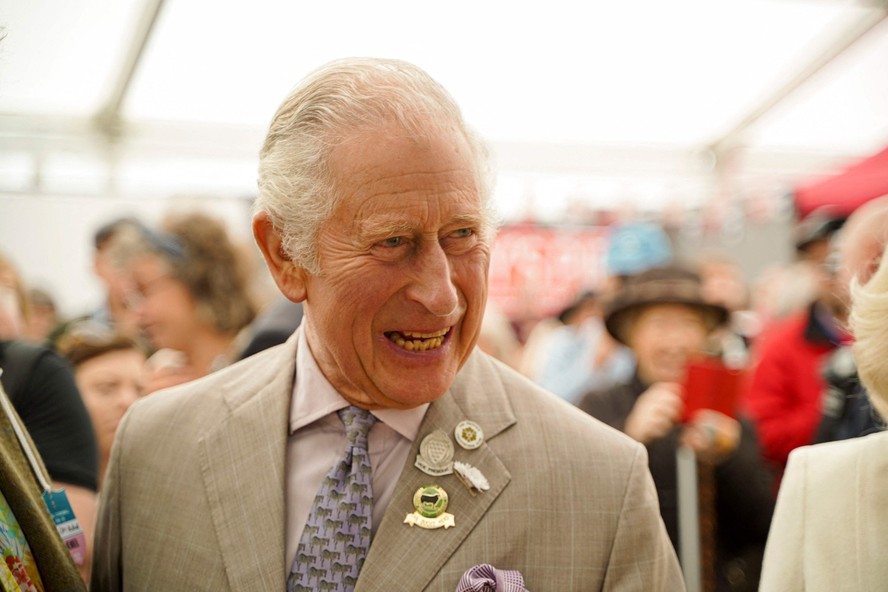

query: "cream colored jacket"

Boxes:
[760, 431, 888, 591]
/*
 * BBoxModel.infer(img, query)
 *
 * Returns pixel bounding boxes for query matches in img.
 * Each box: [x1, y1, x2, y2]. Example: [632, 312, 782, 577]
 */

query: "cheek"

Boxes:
[83, 393, 115, 424]
[679, 329, 707, 352]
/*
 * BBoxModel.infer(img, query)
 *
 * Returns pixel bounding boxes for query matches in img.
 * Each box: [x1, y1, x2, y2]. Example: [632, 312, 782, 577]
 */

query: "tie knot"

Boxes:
[338, 405, 376, 448]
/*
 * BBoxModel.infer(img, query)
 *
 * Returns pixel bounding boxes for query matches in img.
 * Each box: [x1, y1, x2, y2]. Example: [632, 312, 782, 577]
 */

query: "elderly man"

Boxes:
[91, 58, 682, 591]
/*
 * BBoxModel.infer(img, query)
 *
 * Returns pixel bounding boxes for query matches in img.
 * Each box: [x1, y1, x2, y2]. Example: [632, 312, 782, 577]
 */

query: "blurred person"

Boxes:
[530, 222, 673, 404]
[0, 252, 29, 340]
[108, 212, 257, 393]
[88, 217, 145, 340]
[742, 245, 852, 475]
[791, 206, 845, 268]
[747, 209, 844, 333]
[579, 266, 774, 591]
[91, 57, 682, 591]
[23, 287, 59, 344]
[0, 257, 99, 583]
[758, 240, 888, 591]
[742, 199, 887, 473]
[55, 321, 147, 489]
[514, 314, 559, 381]
[534, 290, 634, 404]
[748, 261, 821, 328]
[811, 195, 888, 444]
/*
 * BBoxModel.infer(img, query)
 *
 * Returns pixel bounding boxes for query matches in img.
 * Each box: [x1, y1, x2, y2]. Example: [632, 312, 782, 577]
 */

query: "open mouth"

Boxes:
[385, 328, 450, 351]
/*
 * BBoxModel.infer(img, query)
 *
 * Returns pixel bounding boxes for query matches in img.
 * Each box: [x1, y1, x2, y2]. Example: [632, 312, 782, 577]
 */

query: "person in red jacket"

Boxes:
[742, 294, 850, 472]
[744, 198, 888, 474]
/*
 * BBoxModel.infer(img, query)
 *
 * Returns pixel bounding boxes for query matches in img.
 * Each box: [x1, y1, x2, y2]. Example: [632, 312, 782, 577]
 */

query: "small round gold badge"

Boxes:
[454, 420, 483, 450]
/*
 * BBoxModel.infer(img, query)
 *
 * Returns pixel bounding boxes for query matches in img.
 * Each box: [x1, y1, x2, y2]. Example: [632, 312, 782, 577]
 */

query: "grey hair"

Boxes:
[255, 57, 495, 275]
[849, 243, 888, 421]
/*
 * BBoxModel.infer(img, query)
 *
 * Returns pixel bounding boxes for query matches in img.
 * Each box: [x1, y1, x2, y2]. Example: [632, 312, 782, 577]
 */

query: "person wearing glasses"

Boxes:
[105, 213, 257, 393]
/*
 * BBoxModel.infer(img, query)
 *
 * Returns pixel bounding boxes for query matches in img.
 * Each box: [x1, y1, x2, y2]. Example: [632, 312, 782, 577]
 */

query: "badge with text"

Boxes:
[453, 460, 490, 495]
[404, 484, 455, 529]
[454, 420, 484, 450]
[415, 429, 455, 476]
[42, 489, 87, 565]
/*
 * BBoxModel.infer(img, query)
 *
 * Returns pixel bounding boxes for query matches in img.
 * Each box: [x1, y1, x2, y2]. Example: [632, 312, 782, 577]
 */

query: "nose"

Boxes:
[405, 242, 459, 317]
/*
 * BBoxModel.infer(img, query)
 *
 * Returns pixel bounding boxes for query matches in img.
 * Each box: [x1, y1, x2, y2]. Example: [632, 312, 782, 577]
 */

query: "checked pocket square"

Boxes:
[455, 563, 528, 592]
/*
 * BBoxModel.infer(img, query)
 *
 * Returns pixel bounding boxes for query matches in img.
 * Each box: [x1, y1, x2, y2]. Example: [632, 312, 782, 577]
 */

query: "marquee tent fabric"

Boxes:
[794, 145, 888, 217]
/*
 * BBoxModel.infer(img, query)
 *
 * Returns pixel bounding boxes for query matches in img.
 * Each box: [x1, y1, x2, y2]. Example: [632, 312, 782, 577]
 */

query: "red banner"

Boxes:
[488, 225, 609, 319]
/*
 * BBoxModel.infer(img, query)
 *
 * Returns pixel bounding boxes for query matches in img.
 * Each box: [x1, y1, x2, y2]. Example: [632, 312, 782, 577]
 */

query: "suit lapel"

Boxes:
[198, 338, 297, 589]
[357, 353, 516, 592]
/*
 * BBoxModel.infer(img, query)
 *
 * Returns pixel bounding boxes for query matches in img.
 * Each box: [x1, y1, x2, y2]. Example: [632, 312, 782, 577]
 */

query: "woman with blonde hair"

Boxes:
[760, 243, 888, 591]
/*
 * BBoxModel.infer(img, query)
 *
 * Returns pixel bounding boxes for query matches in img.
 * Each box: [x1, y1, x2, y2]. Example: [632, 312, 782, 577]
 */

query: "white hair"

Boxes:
[849, 242, 888, 420]
[255, 57, 495, 274]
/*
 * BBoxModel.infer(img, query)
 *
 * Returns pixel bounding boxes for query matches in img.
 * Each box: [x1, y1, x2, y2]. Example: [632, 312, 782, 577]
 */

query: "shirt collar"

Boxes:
[289, 323, 428, 441]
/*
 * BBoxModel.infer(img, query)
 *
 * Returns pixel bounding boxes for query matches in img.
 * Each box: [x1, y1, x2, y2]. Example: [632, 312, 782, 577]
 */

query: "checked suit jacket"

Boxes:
[91, 332, 683, 591]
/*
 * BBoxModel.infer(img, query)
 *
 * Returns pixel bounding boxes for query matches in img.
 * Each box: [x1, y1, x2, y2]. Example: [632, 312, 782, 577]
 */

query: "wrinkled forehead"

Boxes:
[329, 123, 480, 200]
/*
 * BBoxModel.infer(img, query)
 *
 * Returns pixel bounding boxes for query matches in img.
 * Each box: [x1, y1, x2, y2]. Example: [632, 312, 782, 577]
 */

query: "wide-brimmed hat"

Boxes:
[604, 266, 729, 344]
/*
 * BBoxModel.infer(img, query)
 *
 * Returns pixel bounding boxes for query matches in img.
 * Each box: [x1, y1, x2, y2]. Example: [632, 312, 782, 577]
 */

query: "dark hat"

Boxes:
[793, 207, 845, 252]
[604, 266, 728, 344]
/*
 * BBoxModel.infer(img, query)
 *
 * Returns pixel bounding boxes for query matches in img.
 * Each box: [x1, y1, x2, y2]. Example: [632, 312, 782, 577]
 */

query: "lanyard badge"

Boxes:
[1, 371, 86, 566]
[40, 490, 86, 566]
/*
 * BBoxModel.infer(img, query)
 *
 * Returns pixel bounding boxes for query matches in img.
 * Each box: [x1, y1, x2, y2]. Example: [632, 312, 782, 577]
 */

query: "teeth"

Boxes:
[388, 330, 447, 351]
[401, 329, 449, 338]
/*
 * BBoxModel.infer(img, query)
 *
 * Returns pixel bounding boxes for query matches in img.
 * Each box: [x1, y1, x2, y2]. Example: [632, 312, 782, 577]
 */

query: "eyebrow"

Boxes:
[356, 213, 486, 240]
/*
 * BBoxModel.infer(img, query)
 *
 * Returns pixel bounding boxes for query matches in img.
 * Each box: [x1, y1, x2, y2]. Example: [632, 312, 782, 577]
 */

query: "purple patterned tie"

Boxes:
[287, 406, 377, 592]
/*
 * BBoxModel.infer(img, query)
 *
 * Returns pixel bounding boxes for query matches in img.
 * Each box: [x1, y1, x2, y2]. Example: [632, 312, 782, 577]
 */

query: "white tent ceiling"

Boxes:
[1, 0, 887, 219]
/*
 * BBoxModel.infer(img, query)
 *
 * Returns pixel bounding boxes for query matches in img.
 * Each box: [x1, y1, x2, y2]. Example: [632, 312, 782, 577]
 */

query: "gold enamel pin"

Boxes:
[415, 429, 454, 476]
[404, 485, 455, 529]
[454, 420, 483, 450]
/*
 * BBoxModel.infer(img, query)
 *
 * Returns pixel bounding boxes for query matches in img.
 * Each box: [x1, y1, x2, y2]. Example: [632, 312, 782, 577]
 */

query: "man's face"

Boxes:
[627, 303, 708, 384]
[300, 124, 491, 410]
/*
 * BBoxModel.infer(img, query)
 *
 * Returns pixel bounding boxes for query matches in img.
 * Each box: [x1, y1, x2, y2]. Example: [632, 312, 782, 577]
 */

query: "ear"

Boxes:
[252, 211, 308, 303]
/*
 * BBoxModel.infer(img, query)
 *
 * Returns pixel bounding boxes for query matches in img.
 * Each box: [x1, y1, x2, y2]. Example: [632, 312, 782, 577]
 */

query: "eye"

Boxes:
[451, 228, 474, 238]
[380, 236, 404, 248]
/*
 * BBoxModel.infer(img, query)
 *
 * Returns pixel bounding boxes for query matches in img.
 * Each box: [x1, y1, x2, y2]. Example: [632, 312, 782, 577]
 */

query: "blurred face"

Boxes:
[128, 254, 197, 351]
[75, 348, 146, 459]
[300, 123, 491, 410]
[94, 247, 134, 303]
[626, 303, 709, 384]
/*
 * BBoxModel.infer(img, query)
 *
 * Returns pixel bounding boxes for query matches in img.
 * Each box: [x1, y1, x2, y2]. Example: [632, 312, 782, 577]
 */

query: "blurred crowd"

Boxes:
[2, 194, 887, 590]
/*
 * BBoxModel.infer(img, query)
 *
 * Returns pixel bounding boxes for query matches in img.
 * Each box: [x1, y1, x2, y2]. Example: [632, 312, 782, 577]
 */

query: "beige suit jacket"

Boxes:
[760, 431, 888, 592]
[91, 333, 682, 591]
